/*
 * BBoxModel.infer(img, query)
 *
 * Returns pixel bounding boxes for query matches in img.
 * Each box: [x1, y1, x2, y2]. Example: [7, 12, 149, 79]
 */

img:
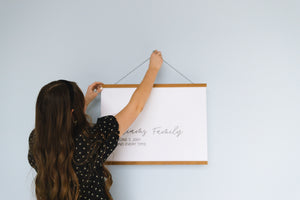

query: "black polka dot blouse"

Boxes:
[28, 115, 120, 200]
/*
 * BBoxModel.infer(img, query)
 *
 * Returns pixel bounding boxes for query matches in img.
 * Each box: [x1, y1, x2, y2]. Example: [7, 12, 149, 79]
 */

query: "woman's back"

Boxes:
[72, 115, 119, 200]
[29, 115, 120, 200]
[28, 50, 163, 200]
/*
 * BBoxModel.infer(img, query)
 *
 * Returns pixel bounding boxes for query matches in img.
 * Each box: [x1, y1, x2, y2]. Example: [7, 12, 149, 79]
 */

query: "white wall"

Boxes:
[0, 0, 299, 199]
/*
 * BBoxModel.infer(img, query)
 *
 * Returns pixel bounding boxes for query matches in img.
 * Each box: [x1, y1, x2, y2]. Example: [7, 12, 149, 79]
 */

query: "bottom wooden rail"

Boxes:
[105, 161, 208, 165]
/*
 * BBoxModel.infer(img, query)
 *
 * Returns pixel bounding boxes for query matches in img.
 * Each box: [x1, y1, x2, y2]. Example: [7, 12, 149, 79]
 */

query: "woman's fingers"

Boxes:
[149, 50, 163, 71]
[95, 85, 103, 93]
[89, 82, 104, 93]
[153, 50, 161, 54]
[152, 50, 162, 58]
[90, 82, 103, 88]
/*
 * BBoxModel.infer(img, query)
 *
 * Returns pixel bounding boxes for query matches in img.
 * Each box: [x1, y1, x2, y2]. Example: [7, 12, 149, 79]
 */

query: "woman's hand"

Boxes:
[84, 82, 103, 112]
[149, 50, 163, 72]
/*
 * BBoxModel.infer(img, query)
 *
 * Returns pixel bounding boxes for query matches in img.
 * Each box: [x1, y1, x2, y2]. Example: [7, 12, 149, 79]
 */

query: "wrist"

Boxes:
[84, 97, 92, 106]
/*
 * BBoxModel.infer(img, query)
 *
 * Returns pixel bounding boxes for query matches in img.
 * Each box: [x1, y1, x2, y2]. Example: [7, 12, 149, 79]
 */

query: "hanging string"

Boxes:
[114, 57, 150, 84]
[114, 57, 194, 84]
[162, 60, 194, 84]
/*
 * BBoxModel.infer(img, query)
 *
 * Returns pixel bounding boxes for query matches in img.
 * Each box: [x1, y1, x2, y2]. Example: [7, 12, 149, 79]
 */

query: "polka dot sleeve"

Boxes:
[28, 130, 37, 171]
[94, 115, 120, 161]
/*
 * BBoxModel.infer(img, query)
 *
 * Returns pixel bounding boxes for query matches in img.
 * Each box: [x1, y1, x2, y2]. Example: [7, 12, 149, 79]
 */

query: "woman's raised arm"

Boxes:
[115, 50, 163, 137]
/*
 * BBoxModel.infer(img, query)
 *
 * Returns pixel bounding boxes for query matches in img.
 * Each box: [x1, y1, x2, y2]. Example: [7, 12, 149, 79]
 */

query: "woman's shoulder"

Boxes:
[96, 115, 118, 125]
[73, 115, 120, 145]
[93, 115, 120, 135]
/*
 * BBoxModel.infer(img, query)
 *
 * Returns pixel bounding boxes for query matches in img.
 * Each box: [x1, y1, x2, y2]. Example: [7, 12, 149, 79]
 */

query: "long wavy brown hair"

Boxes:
[32, 80, 113, 200]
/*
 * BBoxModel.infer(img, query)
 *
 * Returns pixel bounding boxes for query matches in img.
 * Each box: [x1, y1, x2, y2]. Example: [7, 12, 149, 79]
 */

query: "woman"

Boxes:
[28, 50, 163, 200]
